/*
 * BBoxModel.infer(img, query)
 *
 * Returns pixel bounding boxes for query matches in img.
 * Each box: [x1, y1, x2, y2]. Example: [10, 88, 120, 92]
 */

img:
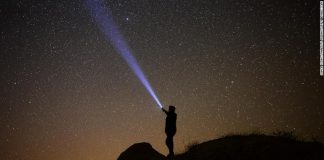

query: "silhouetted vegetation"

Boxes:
[272, 130, 298, 141]
[184, 141, 199, 153]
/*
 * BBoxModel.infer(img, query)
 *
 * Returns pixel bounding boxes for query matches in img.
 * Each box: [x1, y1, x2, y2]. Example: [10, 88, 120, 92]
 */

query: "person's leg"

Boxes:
[166, 136, 172, 156]
[169, 136, 174, 156]
[166, 135, 175, 156]
[166, 136, 170, 154]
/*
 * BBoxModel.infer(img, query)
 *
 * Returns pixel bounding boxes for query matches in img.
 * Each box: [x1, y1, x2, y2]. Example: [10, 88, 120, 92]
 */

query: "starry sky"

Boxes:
[1, 0, 323, 160]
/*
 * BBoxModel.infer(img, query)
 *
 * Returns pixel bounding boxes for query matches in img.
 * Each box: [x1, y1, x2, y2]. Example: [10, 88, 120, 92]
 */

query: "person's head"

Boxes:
[169, 105, 176, 113]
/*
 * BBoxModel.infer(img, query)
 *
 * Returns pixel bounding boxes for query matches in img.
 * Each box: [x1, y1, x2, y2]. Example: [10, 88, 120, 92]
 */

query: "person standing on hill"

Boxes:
[162, 105, 177, 158]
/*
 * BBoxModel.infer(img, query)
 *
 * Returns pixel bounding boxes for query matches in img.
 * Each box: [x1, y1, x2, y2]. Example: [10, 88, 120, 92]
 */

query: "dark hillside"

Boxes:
[118, 134, 324, 160]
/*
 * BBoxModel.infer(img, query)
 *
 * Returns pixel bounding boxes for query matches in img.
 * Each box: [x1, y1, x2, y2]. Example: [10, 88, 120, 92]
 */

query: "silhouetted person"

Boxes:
[162, 105, 177, 158]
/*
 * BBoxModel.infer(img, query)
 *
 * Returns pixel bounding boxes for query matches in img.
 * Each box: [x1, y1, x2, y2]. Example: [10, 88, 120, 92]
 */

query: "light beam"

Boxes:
[84, 0, 163, 108]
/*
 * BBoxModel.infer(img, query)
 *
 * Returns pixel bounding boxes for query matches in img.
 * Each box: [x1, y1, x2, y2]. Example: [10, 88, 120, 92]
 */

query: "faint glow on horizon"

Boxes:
[84, 0, 163, 108]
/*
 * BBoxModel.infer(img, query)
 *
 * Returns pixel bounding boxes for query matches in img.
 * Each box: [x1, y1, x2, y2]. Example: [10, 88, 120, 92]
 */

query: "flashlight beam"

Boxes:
[84, 0, 163, 108]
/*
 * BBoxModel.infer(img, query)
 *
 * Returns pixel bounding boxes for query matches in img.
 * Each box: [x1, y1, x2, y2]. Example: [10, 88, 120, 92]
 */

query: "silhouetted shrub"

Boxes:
[272, 130, 298, 141]
[185, 141, 199, 153]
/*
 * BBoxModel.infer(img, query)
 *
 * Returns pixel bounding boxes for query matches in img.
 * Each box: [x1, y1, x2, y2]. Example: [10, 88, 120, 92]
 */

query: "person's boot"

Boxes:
[167, 152, 174, 160]
[166, 154, 174, 160]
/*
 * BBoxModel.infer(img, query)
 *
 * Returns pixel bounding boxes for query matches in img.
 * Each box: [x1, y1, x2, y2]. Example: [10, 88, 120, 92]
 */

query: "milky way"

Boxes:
[1, 0, 323, 160]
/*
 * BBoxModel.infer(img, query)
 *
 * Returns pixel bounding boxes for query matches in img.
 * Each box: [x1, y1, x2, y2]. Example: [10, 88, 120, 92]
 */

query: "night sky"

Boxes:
[1, 0, 323, 160]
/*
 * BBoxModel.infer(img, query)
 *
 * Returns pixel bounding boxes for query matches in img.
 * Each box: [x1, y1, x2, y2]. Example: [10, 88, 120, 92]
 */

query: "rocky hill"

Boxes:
[117, 134, 324, 160]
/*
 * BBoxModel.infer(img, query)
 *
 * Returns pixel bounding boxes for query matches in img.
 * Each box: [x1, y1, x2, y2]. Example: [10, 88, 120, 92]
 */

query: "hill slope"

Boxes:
[117, 134, 324, 160]
[177, 134, 324, 160]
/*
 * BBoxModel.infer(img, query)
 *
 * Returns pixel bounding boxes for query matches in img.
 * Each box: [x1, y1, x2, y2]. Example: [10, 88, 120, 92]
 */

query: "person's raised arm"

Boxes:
[161, 108, 168, 114]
